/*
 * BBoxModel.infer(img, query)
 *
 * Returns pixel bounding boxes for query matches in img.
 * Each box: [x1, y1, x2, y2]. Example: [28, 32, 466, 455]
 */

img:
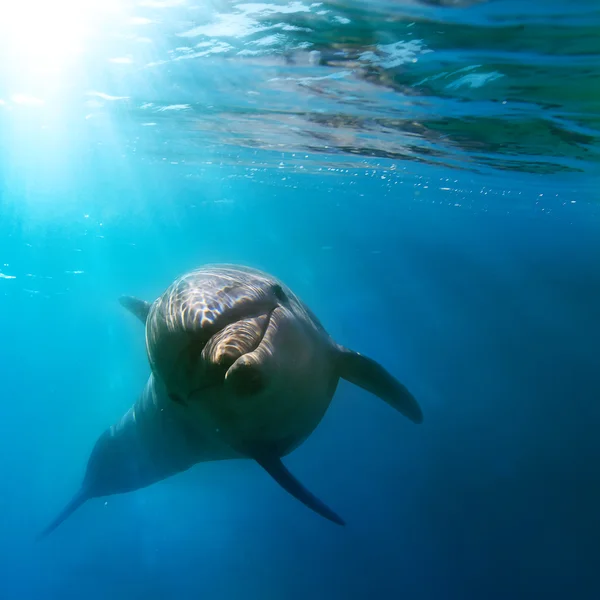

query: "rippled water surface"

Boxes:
[2, 0, 599, 178]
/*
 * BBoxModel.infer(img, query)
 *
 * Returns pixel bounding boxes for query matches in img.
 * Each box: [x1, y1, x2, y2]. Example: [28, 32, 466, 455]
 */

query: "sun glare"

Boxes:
[0, 0, 124, 81]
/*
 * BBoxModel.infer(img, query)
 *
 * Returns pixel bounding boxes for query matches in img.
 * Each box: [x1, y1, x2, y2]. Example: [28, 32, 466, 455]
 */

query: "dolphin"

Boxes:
[38, 264, 422, 539]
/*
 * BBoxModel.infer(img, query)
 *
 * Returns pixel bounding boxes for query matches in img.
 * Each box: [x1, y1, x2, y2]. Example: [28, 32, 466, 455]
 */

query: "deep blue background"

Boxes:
[1, 156, 598, 599]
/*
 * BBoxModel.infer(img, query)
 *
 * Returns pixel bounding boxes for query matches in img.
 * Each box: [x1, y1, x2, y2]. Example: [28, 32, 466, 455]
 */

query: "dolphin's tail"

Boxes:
[36, 488, 89, 541]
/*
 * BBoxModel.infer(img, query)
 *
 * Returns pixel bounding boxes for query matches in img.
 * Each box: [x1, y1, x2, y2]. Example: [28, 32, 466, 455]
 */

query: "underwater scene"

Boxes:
[0, 0, 599, 598]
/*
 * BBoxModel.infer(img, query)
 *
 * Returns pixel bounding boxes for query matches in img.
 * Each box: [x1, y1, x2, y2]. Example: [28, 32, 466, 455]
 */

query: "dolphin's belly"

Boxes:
[247, 379, 338, 457]
[202, 332, 339, 458]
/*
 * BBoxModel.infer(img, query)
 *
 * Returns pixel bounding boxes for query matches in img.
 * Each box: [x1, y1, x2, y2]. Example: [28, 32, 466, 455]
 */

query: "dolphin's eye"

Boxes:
[272, 283, 287, 303]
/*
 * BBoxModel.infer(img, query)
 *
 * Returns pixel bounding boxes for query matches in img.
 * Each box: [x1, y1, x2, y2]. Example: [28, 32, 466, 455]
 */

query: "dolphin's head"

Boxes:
[145, 265, 293, 405]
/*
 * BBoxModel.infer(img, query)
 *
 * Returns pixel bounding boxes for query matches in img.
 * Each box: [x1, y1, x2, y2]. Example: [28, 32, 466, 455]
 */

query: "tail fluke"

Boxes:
[36, 489, 89, 541]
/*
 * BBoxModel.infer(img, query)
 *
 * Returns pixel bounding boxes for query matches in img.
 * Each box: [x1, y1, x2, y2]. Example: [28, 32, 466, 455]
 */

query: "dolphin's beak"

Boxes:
[200, 311, 273, 376]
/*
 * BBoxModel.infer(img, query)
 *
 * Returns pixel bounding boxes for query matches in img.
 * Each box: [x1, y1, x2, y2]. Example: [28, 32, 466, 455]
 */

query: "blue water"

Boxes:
[1, 1, 599, 599]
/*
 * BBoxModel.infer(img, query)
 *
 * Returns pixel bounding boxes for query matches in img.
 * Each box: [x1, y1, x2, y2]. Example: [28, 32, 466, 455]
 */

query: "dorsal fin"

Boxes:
[119, 296, 151, 324]
[336, 346, 423, 424]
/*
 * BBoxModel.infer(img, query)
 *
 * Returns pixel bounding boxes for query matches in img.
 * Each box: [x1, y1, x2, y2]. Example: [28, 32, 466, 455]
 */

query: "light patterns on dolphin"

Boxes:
[148, 266, 325, 344]
[154, 267, 278, 330]
[203, 313, 270, 368]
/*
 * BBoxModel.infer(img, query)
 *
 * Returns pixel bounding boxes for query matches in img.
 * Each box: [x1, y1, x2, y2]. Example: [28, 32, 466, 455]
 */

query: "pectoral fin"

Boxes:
[255, 455, 345, 526]
[337, 347, 423, 424]
[119, 296, 151, 324]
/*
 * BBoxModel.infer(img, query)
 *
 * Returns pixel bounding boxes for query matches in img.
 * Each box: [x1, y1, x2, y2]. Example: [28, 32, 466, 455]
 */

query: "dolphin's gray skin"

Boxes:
[38, 264, 422, 539]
